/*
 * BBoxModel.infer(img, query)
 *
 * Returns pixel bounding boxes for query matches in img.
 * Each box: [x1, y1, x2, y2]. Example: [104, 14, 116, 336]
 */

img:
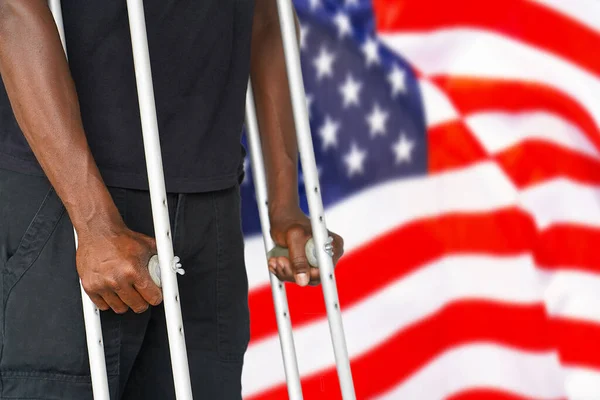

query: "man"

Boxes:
[0, 0, 344, 399]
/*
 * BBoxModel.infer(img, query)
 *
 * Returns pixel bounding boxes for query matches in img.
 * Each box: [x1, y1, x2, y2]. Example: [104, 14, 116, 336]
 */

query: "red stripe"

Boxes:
[551, 317, 600, 370]
[373, 0, 600, 78]
[448, 390, 564, 400]
[249, 209, 535, 342]
[494, 140, 600, 188]
[428, 120, 488, 173]
[535, 225, 600, 274]
[247, 302, 553, 400]
[427, 122, 600, 188]
[431, 76, 600, 152]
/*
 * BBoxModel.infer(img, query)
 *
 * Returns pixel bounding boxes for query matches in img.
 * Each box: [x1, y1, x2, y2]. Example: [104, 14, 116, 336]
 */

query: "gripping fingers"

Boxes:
[133, 263, 163, 306]
[267, 256, 296, 283]
[115, 285, 150, 314]
[101, 291, 129, 314]
[88, 294, 110, 311]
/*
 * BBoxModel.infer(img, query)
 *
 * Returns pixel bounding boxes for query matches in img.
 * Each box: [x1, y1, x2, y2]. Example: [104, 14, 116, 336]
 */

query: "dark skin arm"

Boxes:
[250, 0, 345, 286]
[0, 0, 161, 313]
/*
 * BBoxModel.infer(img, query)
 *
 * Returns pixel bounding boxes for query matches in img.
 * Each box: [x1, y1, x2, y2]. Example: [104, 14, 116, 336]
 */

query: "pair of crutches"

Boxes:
[49, 1, 355, 399]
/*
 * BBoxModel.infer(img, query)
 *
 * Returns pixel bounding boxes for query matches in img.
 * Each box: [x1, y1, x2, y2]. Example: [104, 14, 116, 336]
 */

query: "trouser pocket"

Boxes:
[0, 170, 121, 391]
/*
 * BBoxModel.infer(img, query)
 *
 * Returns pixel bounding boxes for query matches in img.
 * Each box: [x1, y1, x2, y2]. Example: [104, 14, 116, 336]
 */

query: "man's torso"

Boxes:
[0, 0, 254, 193]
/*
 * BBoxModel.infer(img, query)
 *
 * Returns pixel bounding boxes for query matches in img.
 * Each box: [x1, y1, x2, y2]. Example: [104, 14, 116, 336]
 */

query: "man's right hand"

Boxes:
[0, 2, 163, 315]
[76, 225, 163, 315]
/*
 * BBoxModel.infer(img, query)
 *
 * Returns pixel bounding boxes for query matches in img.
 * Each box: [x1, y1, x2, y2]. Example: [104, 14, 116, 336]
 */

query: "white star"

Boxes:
[366, 103, 389, 137]
[361, 37, 380, 67]
[300, 24, 309, 51]
[388, 65, 407, 97]
[345, 0, 360, 6]
[319, 115, 340, 151]
[338, 73, 362, 108]
[333, 12, 352, 39]
[392, 133, 415, 164]
[309, 0, 321, 10]
[305, 93, 314, 119]
[313, 46, 336, 80]
[344, 142, 367, 178]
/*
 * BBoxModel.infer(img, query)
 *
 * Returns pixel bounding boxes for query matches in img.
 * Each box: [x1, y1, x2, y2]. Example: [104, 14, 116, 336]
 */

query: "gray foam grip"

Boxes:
[148, 255, 162, 287]
[267, 238, 319, 267]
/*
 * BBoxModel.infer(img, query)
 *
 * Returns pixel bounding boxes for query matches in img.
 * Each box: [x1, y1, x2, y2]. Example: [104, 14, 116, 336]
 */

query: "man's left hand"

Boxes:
[269, 207, 344, 287]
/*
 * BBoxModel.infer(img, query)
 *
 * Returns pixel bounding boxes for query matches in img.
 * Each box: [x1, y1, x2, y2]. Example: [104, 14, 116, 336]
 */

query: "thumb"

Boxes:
[287, 226, 311, 287]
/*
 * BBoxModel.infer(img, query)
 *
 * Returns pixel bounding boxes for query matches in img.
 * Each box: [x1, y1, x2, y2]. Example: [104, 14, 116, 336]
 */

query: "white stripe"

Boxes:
[519, 178, 600, 230]
[242, 254, 547, 396]
[528, 0, 600, 34]
[244, 162, 517, 290]
[378, 29, 600, 129]
[563, 367, 600, 400]
[418, 78, 460, 127]
[374, 344, 565, 400]
[544, 270, 600, 325]
[466, 111, 600, 159]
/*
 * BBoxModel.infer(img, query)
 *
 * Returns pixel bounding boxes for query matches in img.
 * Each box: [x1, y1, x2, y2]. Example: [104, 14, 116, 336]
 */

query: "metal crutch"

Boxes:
[48, 2, 111, 399]
[245, 82, 304, 399]
[245, 1, 357, 398]
[49, 1, 194, 399]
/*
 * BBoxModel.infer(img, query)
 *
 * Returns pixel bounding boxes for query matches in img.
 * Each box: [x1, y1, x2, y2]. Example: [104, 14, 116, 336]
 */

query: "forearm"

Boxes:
[250, 7, 301, 217]
[0, 1, 123, 237]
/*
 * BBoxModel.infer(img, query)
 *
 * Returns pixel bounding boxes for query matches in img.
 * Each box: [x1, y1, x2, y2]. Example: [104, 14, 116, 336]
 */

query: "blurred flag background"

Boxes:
[239, 0, 600, 399]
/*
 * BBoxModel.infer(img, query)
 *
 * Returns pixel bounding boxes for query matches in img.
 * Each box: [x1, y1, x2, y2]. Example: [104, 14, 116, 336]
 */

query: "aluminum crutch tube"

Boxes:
[48, 1, 111, 399]
[274, 0, 357, 398]
[245, 81, 304, 400]
[125, 1, 193, 398]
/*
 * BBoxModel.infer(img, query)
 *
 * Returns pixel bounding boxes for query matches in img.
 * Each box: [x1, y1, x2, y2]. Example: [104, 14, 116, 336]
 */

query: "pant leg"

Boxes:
[121, 184, 250, 400]
[0, 168, 153, 400]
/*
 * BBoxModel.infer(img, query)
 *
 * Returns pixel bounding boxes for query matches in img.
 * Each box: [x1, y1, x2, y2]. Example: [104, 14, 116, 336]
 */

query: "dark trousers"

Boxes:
[0, 168, 250, 399]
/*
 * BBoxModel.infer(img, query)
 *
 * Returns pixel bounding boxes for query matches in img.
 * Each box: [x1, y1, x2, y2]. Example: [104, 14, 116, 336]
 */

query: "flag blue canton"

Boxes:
[240, 0, 427, 236]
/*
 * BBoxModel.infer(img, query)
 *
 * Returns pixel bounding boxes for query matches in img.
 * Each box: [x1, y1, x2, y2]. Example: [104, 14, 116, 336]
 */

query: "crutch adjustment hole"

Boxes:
[278, 283, 283, 289]
[319, 216, 323, 222]
[283, 312, 287, 317]
[175, 295, 178, 302]
[166, 231, 170, 238]
[314, 187, 318, 193]
[334, 303, 339, 309]
[162, 199, 166, 206]
[329, 273, 333, 280]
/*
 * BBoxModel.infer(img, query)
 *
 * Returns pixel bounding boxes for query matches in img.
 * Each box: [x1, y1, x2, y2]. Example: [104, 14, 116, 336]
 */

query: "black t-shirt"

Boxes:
[0, 0, 253, 193]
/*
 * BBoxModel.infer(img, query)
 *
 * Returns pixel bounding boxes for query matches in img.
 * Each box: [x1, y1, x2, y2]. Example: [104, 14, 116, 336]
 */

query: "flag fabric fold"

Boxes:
[240, 1, 600, 398]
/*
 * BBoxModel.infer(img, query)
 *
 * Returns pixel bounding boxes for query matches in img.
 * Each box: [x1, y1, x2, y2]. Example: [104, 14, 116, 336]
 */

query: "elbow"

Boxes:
[0, 0, 44, 39]
[0, 0, 23, 23]
[0, 1, 16, 45]
[252, 1, 300, 37]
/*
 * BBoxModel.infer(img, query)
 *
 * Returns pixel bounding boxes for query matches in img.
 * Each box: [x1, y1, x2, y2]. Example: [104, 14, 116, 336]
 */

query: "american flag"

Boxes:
[239, 0, 600, 399]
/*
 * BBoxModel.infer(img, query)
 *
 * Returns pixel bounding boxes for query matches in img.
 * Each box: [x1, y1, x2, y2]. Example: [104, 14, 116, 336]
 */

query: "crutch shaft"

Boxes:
[48, 2, 111, 399]
[77, 234, 112, 400]
[274, 0, 356, 398]
[245, 81, 304, 400]
[125, 1, 193, 398]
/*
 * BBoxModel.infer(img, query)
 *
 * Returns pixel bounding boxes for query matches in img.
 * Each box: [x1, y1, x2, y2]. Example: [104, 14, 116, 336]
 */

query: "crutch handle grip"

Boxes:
[267, 236, 334, 268]
[147, 255, 184, 288]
